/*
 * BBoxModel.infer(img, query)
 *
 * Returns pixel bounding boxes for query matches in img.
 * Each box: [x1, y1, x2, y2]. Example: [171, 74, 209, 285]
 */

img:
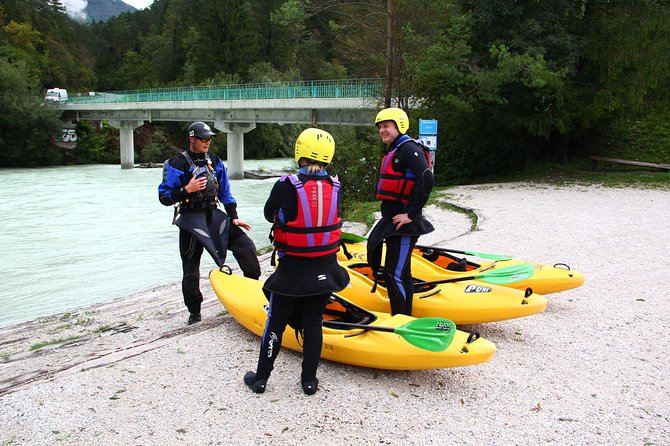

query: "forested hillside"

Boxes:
[2, 0, 669, 187]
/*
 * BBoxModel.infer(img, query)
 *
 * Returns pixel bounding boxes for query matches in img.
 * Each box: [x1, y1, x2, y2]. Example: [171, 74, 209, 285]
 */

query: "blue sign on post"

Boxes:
[419, 119, 438, 150]
[419, 119, 438, 136]
[419, 119, 438, 168]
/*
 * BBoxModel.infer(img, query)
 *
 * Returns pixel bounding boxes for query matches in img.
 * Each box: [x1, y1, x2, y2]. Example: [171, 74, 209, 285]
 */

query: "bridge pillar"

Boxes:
[215, 121, 256, 180]
[109, 120, 144, 169]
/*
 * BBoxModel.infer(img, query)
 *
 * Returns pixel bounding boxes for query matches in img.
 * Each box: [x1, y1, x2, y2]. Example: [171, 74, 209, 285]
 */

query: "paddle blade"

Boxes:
[395, 317, 456, 352]
[340, 232, 367, 244]
[463, 250, 513, 261]
[474, 263, 535, 285]
[416, 244, 514, 261]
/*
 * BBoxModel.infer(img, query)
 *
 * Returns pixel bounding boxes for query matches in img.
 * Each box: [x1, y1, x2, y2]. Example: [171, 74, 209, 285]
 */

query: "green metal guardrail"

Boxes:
[67, 79, 383, 104]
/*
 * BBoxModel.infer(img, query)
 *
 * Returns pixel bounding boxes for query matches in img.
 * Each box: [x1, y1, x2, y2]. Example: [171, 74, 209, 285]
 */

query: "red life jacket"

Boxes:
[272, 174, 342, 257]
[376, 137, 432, 204]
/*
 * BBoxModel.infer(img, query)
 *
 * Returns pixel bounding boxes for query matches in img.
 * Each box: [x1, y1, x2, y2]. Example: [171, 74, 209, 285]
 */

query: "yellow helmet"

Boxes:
[375, 107, 409, 134]
[295, 128, 335, 165]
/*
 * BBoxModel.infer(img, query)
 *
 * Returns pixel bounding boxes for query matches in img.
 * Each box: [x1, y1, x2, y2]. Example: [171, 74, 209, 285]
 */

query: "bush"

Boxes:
[596, 110, 670, 162]
[326, 126, 381, 208]
[139, 128, 178, 163]
[69, 121, 120, 164]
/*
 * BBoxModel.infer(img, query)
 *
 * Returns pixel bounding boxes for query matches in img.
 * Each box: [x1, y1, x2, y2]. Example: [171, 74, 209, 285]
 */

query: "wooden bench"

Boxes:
[590, 156, 670, 172]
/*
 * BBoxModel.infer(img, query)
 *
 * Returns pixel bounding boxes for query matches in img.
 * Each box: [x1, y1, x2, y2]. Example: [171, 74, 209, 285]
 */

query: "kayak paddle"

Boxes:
[415, 245, 513, 261]
[339, 232, 513, 261]
[323, 317, 456, 352]
[414, 263, 535, 286]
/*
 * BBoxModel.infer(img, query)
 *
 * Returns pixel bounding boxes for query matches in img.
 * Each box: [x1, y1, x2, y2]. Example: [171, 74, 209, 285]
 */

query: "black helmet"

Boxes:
[187, 121, 216, 138]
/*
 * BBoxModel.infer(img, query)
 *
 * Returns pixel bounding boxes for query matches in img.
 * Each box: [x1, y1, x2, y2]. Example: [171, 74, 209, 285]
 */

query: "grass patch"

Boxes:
[152, 308, 169, 317]
[47, 319, 94, 334]
[75, 318, 94, 326]
[340, 189, 479, 230]
[49, 323, 73, 333]
[256, 245, 274, 256]
[431, 199, 478, 231]
[336, 162, 669, 230]
[92, 323, 127, 334]
[30, 335, 83, 351]
[92, 324, 113, 334]
[341, 200, 378, 226]
[475, 159, 670, 189]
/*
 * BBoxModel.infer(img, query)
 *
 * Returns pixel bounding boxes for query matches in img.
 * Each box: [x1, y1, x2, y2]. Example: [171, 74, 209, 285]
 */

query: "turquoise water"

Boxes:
[1, 160, 293, 327]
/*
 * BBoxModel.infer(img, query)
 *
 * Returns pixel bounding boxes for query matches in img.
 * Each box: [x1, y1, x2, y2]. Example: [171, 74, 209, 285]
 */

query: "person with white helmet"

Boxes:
[158, 121, 261, 325]
[367, 107, 435, 316]
[243, 128, 349, 396]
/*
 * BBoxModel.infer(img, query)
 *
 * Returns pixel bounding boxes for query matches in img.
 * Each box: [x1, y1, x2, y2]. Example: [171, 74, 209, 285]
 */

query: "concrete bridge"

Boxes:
[58, 79, 384, 178]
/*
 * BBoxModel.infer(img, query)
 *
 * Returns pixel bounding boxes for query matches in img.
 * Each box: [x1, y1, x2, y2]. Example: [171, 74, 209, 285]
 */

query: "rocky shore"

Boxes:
[1, 183, 668, 445]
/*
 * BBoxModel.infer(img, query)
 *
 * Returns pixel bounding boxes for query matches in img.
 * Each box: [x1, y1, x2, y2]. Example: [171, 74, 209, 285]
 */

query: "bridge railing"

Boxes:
[68, 78, 383, 104]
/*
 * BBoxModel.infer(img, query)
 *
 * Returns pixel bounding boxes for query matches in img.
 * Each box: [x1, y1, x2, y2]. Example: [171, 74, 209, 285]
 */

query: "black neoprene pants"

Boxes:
[179, 224, 261, 314]
[255, 292, 330, 382]
[382, 234, 418, 316]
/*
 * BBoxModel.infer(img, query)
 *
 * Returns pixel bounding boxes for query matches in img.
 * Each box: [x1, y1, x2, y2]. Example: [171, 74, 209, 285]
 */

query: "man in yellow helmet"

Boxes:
[367, 107, 435, 315]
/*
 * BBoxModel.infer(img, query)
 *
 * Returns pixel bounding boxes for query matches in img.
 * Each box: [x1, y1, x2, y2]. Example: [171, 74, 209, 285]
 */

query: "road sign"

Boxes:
[421, 136, 437, 150]
[419, 119, 438, 151]
[419, 119, 438, 135]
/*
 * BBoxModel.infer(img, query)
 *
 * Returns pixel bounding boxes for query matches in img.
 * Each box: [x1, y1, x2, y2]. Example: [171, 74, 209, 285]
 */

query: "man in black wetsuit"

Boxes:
[158, 122, 261, 325]
[243, 128, 349, 395]
[367, 108, 435, 316]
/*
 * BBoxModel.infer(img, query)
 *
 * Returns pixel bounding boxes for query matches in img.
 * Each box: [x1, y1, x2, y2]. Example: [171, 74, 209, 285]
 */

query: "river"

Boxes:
[1, 160, 293, 327]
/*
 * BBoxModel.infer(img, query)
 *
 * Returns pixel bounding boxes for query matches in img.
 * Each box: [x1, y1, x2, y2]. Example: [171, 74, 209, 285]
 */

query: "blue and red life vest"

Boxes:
[376, 137, 432, 204]
[272, 174, 342, 257]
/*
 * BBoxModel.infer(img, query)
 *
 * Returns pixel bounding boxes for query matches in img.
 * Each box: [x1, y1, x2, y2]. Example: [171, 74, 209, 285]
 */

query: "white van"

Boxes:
[45, 88, 68, 103]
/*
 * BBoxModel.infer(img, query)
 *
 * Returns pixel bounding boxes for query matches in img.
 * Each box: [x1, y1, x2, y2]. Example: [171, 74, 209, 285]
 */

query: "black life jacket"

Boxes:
[181, 151, 219, 204]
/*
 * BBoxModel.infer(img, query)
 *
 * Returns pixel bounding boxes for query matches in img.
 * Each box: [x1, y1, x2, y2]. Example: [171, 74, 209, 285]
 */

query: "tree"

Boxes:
[565, 0, 670, 157]
[0, 56, 62, 166]
[404, 0, 670, 182]
[137, 127, 176, 163]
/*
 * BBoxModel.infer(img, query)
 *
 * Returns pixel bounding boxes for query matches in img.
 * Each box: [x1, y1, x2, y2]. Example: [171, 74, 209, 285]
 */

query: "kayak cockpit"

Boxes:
[345, 262, 441, 294]
[323, 295, 377, 329]
[415, 247, 480, 272]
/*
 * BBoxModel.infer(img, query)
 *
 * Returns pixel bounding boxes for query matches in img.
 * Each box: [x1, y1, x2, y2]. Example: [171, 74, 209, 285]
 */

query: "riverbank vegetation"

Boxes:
[2, 0, 669, 197]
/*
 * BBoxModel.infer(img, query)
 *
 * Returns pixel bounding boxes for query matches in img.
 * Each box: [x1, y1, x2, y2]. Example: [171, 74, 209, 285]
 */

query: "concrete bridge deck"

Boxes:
[58, 79, 384, 177]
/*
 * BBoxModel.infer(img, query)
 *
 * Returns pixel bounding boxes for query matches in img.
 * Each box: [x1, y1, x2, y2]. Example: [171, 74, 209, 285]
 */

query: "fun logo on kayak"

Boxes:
[464, 285, 492, 293]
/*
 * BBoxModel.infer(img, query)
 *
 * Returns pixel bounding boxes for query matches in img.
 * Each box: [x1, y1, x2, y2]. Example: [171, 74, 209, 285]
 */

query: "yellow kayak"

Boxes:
[340, 241, 585, 295]
[209, 267, 496, 370]
[336, 256, 548, 324]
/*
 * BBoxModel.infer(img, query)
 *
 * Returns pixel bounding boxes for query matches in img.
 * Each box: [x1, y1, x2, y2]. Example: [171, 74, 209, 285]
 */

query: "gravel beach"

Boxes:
[1, 183, 669, 445]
